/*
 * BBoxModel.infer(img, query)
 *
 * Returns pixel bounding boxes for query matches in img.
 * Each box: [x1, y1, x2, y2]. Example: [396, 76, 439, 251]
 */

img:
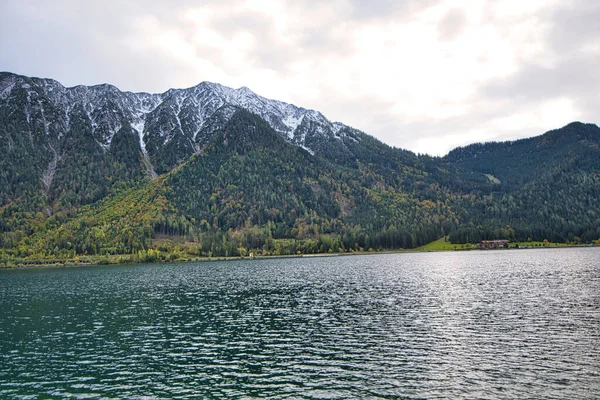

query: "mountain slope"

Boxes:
[0, 72, 395, 211]
[444, 122, 600, 243]
[445, 122, 600, 188]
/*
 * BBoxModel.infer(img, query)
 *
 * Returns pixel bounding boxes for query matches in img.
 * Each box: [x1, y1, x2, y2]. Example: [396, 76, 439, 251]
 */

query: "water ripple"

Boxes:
[1, 248, 599, 398]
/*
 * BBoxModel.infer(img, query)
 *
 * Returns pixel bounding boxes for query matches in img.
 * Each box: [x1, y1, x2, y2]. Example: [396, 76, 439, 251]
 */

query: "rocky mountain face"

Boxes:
[0, 71, 361, 178]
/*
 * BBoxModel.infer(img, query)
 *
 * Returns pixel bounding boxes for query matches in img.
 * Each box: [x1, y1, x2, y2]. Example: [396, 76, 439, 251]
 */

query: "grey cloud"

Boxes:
[479, 0, 600, 128]
[483, 56, 600, 104]
[437, 8, 467, 41]
[206, 9, 273, 38]
[297, 26, 356, 57]
[0, 0, 206, 91]
[547, 1, 600, 55]
[346, 0, 439, 21]
[200, 4, 355, 71]
[321, 97, 440, 153]
[206, 9, 298, 72]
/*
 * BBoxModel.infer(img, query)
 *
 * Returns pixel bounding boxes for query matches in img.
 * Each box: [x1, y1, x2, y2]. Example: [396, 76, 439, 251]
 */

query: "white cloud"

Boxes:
[494, 97, 580, 132]
[411, 97, 582, 156]
[412, 129, 497, 156]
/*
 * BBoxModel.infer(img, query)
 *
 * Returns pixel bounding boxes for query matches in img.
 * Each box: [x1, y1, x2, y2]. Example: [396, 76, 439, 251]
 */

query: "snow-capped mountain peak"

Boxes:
[0, 71, 357, 174]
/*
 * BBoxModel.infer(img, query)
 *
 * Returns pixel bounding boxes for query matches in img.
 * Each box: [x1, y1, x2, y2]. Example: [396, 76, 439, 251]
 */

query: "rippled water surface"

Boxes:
[1, 248, 600, 398]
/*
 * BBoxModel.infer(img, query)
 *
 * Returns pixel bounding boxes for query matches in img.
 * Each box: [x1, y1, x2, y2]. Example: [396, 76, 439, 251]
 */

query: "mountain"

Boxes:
[442, 122, 600, 243]
[1, 72, 599, 263]
[0, 71, 361, 175]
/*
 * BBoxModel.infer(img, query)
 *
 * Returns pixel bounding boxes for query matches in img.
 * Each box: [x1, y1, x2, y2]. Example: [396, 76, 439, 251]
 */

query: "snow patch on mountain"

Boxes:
[0, 81, 15, 100]
[332, 122, 345, 135]
[0, 72, 354, 156]
[282, 114, 305, 139]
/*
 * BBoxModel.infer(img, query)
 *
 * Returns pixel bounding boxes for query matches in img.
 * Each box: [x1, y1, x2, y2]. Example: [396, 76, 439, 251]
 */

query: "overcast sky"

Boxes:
[1, 0, 598, 155]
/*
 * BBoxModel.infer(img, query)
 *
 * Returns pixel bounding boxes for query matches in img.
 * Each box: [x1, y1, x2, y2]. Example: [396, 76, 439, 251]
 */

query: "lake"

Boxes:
[1, 248, 599, 398]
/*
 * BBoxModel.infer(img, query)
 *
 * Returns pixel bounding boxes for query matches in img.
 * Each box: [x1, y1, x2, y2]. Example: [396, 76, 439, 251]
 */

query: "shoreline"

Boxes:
[1, 244, 597, 269]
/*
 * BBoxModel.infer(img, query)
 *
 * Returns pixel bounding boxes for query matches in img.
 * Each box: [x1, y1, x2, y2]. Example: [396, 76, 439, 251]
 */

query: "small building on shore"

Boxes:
[478, 240, 509, 249]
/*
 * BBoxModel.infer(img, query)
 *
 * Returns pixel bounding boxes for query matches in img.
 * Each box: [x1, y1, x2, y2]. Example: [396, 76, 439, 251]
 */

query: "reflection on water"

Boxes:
[1, 248, 599, 398]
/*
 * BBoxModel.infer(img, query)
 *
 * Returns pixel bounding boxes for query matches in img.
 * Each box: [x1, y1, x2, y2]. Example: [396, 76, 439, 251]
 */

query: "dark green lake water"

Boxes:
[1, 248, 599, 399]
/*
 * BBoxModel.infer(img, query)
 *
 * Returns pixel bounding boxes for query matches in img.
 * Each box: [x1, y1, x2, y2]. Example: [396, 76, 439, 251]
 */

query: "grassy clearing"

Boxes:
[415, 237, 574, 252]
[484, 174, 501, 184]
[415, 237, 467, 251]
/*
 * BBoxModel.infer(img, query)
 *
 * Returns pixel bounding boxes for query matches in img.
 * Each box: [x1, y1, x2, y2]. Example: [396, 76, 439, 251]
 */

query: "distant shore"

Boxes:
[1, 243, 598, 269]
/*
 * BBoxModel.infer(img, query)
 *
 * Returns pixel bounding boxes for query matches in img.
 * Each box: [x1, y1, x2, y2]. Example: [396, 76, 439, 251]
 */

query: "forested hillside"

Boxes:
[1, 72, 599, 263]
[444, 122, 600, 243]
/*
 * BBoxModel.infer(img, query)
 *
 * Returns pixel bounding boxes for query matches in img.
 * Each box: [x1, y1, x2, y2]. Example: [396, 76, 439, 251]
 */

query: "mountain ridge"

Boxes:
[0, 71, 337, 142]
[3, 70, 596, 159]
